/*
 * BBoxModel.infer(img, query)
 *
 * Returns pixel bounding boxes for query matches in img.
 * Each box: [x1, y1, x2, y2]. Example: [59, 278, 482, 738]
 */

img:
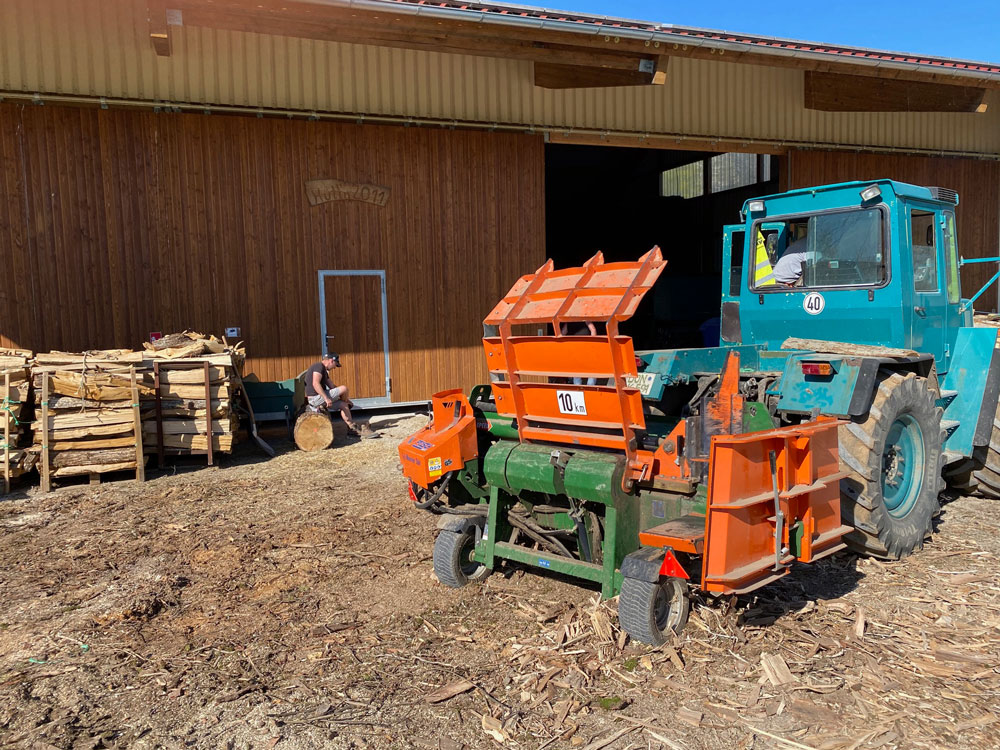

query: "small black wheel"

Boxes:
[618, 577, 690, 646]
[432, 528, 491, 589]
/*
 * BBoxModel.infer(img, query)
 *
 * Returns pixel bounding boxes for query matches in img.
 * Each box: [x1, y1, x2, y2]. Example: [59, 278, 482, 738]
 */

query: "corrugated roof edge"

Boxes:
[349, 0, 1000, 77]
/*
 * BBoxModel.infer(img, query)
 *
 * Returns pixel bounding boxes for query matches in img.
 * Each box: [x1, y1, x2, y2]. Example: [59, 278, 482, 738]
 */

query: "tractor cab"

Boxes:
[721, 180, 966, 373]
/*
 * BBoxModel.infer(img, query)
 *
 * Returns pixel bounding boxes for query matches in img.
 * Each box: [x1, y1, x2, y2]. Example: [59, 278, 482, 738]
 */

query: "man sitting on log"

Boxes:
[304, 353, 377, 438]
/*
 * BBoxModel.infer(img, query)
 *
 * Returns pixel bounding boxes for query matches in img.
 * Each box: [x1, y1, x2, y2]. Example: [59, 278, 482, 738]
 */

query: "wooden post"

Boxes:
[131, 366, 145, 482]
[204, 361, 214, 466]
[3, 370, 10, 495]
[41, 372, 51, 493]
[154, 361, 164, 467]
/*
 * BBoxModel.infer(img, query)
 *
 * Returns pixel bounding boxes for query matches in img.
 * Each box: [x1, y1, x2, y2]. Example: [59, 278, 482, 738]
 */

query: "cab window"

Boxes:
[751, 207, 887, 290]
[910, 209, 938, 292]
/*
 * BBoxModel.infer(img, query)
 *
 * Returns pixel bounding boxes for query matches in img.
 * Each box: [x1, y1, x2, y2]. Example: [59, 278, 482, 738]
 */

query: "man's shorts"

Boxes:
[307, 386, 344, 412]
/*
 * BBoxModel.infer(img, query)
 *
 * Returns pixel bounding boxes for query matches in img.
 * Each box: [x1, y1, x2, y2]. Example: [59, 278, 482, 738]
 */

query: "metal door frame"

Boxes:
[318, 269, 391, 407]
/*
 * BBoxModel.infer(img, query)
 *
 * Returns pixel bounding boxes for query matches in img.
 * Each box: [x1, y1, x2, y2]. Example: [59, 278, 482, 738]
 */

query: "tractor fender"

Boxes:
[435, 514, 484, 534]
[777, 355, 932, 419]
[620, 547, 664, 583]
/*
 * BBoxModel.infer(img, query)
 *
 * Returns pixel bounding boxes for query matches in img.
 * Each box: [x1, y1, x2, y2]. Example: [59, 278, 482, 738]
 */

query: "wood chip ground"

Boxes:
[0, 413, 998, 749]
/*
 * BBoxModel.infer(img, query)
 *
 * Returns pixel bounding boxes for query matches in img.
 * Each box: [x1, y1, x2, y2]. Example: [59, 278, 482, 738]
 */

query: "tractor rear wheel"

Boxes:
[970, 405, 1000, 498]
[433, 528, 491, 588]
[839, 371, 944, 559]
[618, 577, 689, 646]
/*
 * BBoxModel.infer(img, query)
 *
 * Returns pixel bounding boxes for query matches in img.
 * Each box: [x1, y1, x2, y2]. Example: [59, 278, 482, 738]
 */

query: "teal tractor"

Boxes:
[675, 178, 1000, 558]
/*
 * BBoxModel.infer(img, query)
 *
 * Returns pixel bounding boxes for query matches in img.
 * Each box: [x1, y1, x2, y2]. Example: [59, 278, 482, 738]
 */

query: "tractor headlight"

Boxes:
[747, 199, 765, 213]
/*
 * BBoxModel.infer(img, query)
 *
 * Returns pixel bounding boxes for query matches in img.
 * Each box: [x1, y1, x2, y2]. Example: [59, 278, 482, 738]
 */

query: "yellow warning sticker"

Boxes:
[428, 457, 442, 477]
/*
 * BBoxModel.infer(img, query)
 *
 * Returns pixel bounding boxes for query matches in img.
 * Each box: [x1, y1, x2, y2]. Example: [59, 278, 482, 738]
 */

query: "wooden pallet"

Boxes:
[38, 367, 145, 492]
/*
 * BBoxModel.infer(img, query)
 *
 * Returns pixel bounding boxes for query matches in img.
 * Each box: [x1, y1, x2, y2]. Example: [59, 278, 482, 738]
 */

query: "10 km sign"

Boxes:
[556, 390, 587, 416]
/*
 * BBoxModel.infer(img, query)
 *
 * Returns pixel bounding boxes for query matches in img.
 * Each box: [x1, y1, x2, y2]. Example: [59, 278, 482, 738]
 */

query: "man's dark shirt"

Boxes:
[304, 362, 334, 397]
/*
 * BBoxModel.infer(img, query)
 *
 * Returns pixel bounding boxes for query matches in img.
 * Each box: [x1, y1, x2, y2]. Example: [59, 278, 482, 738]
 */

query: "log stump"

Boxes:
[294, 412, 334, 452]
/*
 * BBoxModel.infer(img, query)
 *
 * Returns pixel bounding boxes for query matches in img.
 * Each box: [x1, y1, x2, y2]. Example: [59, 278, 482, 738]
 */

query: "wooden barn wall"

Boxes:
[789, 150, 1000, 312]
[0, 102, 545, 400]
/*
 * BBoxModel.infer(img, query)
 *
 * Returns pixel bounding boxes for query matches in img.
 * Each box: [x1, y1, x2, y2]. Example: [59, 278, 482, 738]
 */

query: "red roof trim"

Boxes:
[379, 0, 1000, 75]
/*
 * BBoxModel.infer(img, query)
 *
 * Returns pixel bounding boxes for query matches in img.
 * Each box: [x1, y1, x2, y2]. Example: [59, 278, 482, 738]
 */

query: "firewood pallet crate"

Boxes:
[1, 349, 35, 492]
[31, 366, 146, 490]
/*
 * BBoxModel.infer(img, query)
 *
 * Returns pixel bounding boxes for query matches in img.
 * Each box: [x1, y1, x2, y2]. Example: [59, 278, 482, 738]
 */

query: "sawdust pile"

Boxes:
[0, 413, 998, 750]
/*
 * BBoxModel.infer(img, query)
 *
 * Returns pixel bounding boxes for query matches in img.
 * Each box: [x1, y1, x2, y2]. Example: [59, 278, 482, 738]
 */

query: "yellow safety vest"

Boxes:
[753, 229, 776, 287]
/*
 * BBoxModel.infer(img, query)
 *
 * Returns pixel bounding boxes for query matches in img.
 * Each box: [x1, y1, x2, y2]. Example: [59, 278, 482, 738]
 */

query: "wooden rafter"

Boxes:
[533, 57, 668, 89]
[804, 71, 988, 113]
[147, 1, 172, 56]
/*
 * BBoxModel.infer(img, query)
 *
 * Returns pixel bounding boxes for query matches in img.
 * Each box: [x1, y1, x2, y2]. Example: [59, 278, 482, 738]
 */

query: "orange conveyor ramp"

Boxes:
[482, 248, 667, 481]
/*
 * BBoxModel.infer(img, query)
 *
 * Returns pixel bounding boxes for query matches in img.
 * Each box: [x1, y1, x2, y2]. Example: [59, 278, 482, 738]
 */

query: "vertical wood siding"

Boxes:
[790, 150, 1000, 311]
[0, 102, 545, 400]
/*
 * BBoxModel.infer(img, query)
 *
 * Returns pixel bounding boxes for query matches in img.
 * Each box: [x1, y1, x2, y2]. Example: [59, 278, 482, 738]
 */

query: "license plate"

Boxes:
[624, 373, 656, 396]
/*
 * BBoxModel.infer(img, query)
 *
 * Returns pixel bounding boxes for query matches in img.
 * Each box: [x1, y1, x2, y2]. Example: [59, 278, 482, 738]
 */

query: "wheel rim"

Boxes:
[881, 414, 925, 518]
[459, 533, 481, 577]
[652, 585, 671, 632]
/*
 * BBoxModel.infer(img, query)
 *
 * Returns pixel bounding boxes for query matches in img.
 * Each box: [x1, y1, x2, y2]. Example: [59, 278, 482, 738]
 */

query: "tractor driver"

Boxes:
[772, 226, 811, 286]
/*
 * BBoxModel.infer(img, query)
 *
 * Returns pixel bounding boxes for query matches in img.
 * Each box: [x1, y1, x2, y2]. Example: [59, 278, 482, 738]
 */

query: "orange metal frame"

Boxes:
[700, 417, 851, 594]
[482, 249, 667, 483]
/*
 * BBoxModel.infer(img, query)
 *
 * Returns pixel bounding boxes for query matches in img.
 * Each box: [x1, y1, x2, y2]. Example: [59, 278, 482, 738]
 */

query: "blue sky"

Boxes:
[517, 1, 1000, 63]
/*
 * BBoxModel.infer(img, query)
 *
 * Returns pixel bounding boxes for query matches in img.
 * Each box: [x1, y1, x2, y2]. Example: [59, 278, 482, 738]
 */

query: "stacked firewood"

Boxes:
[140, 332, 244, 456]
[10, 332, 249, 486]
[0, 349, 36, 486]
[30, 352, 147, 484]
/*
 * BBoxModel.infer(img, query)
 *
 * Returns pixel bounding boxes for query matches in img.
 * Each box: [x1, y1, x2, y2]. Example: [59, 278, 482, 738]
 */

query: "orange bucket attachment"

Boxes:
[700, 417, 852, 595]
[398, 389, 479, 490]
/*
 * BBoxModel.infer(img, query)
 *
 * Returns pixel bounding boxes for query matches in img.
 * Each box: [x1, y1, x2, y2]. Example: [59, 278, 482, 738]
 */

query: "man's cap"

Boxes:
[323, 352, 342, 367]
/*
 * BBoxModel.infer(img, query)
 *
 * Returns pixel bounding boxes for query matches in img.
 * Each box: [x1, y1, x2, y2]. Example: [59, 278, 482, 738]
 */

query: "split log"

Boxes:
[46, 423, 136, 440]
[52, 461, 139, 478]
[143, 418, 234, 435]
[143, 434, 235, 452]
[48, 396, 132, 410]
[141, 367, 228, 385]
[154, 384, 231, 400]
[51, 447, 137, 468]
[147, 332, 198, 350]
[294, 412, 334, 452]
[36, 372, 153, 401]
[51, 436, 138, 451]
[140, 403, 229, 419]
[34, 412, 135, 431]
[35, 350, 143, 365]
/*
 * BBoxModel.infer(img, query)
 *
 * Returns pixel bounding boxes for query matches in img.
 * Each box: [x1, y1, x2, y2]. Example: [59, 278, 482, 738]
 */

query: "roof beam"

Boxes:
[147, 1, 172, 56]
[805, 71, 988, 112]
[533, 57, 667, 89]
[176, 3, 650, 72]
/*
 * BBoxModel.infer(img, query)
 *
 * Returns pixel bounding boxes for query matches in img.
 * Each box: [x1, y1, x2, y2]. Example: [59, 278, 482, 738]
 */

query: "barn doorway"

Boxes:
[544, 143, 780, 350]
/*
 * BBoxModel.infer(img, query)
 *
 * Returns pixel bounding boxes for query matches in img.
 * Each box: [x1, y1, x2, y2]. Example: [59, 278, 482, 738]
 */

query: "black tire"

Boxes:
[618, 577, 689, 646]
[839, 371, 944, 559]
[432, 529, 491, 589]
[971, 408, 1000, 498]
[943, 457, 984, 496]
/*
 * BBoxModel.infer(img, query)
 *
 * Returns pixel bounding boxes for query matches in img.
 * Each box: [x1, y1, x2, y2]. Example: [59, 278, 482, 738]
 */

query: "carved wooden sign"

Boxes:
[305, 179, 391, 207]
